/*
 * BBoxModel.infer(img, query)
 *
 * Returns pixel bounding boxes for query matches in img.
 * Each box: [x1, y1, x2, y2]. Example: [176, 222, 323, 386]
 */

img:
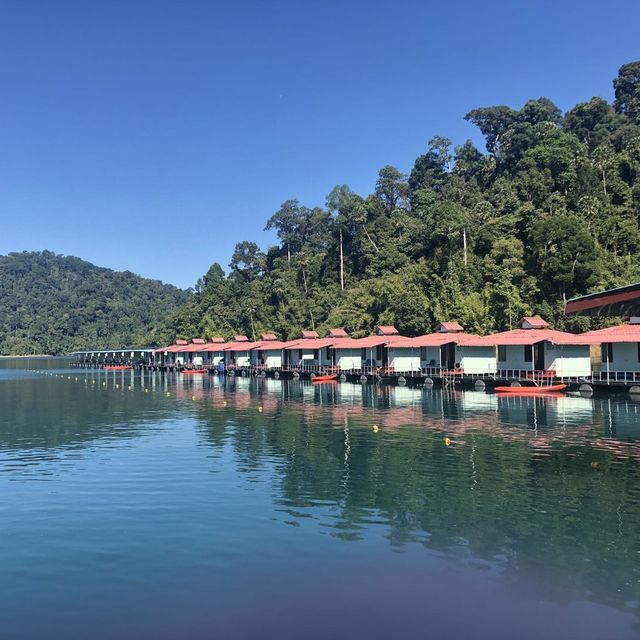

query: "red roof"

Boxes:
[462, 328, 591, 347]
[390, 333, 477, 348]
[234, 335, 249, 342]
[284, 337, 341, 350]
[301, 330, 319, 339]
[209, 337, 225, 343]
[182, 342, 210, 352]
[580, 323, 640, 343]
[436, 321, 464, 332]
[261, 333, 278, 341]
[222, 340, 262, 351]
[154, 343, 185, 353]
[252, 340, 290, 351]
[376, 325, 399, 335]
[202, 342, 230, 352]
[517, 316, 550, 329]
[328, 328, 348, 338]
[333, 335, 406, 349]
[176, 339, 189, 345]
[191, 338, 206, 345]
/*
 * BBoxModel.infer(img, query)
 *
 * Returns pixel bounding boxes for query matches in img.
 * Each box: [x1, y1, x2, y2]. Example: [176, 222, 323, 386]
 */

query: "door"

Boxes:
[440, 343, 455, 370]
[534, 343, 545, 371]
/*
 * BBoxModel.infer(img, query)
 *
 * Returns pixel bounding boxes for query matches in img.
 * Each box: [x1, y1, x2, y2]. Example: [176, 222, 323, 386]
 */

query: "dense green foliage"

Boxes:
[0, 251, 189, 354]
[166, 62, 640, 342]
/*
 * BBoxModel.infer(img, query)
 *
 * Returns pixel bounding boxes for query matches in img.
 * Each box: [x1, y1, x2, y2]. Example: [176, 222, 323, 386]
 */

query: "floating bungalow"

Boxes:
[201, 337, 226, 366]
[460, 317, 592, 378]
[283, 331, 336, 368]
[387, 322, 475, 373]
[221, 336, 262, 368]
[182, 338, 207, 367]
[580, 319, 640, 376]
[155, 339, 190, 366]
[250, 334, 287, 368]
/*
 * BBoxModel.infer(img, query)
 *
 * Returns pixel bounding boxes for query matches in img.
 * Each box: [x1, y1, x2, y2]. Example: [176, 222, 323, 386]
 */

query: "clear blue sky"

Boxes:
[1, 0, 638, 289]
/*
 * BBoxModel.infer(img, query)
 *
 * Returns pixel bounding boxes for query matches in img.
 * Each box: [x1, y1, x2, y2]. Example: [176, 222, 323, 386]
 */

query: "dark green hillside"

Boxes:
[0, 251, 190, 354]
[164, 61, 640, 342]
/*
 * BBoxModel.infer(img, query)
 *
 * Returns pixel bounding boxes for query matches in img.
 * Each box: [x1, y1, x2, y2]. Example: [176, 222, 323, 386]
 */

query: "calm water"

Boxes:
[2, 359, 640, 639]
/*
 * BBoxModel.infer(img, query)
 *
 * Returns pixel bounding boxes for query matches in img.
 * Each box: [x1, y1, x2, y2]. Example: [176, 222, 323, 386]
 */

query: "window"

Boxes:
[602, 343, 613, 363]
[498, 345, 507, 361]
[313, 349, 319, 360]
[361, 348, 366, 361]
[524, 345, 533, 362]
[420, 347, 427, 361]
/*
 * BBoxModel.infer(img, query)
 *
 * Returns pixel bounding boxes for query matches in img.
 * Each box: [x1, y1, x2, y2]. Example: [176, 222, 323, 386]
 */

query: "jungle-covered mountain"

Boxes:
[163, 61, 640, 343]
[0, 251, 190, 355]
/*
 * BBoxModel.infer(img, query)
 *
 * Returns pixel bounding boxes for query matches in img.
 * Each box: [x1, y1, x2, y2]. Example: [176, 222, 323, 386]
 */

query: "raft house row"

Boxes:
[71, 316, 640, 393]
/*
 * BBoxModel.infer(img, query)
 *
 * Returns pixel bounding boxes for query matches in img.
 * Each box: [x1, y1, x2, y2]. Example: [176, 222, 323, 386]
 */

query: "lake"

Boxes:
[1, 358, 640, 639]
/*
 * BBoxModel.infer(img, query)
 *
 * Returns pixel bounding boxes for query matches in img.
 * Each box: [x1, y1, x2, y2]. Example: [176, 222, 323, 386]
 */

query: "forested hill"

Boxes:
[163, 61, 640, 343]
[0, 251, 190, 355]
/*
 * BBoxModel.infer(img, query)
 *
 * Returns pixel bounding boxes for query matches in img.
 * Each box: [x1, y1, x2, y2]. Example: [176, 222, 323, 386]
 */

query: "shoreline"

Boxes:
[0, 354, 53, 358]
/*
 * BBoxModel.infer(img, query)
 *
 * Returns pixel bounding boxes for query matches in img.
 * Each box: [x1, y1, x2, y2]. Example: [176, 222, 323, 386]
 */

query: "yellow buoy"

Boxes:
[444, 437, 452, 446]
[258, 406, 263, 412]
[223, 400, 228, 406]
[591, 461, 600, 470]
[128, 386, 132, 390]
[192, 395, 196, 401]
[372, 424, 379, 432]
[166, 392, 170, 397]
[144, 388, 148, 393]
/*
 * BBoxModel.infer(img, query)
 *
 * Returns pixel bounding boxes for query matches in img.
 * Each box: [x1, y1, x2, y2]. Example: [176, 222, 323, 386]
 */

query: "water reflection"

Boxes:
[2, 365, 640, 637]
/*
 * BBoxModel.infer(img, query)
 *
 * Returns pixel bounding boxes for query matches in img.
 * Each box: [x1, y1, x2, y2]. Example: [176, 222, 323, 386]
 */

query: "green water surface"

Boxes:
[1, 359, 640, 639]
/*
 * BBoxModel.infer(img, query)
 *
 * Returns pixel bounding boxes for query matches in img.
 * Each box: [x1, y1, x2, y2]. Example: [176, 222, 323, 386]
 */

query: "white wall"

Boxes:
[604, 342, 640, 372]
[335, 348, 361, 370]
[460, 346, 497, 374]
[547, 344, 591, 377]
[192, 352, 204, 366]
[284, 348, 328, 366]
[210, 352, 225, 366]
[388, 348, 420, 372]
[498, 344, 532, 372]
[262, 349, 282, 368]
[420, 346, 441, 368]
[228, 350, 251, 367]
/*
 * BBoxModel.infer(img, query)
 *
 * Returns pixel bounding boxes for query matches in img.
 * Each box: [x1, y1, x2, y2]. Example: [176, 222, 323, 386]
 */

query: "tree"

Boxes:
[613, 61, 640, 122]
[464, 105, 517, 156]
[229, 241, 264, 282]
[375, 166, 409, 214]
[528, 214, 599, 300]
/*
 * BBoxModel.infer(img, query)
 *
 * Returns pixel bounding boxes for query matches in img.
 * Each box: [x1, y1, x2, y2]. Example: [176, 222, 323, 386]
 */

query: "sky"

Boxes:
[1, 0, 639, 289]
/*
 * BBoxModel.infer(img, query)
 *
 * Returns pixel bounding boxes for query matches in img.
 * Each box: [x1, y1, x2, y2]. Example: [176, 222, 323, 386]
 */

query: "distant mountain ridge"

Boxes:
[0, 251, 190, 355]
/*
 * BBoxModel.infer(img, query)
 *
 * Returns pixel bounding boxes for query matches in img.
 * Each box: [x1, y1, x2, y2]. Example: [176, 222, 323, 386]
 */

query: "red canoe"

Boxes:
[496, 391, 566, 399]
[104, 365, 132, 371]
[181, 369, 208, 375]
[494, 383, 566, 394]
[312, 374, 337, 383]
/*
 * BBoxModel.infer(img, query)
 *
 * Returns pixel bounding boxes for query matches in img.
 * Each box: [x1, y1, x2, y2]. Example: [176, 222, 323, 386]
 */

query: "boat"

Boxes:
[311, 374, 337, 383]
[181, 369, 208, 375]
[494, 383, 566, 394]
[495, 391, 566, 399]
[104, 365, 132, 371]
